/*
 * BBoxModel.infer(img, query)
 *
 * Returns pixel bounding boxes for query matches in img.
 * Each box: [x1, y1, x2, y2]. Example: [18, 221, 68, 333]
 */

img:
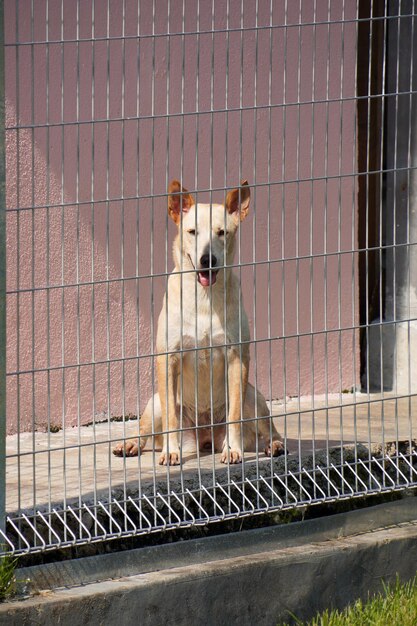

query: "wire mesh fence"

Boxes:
[1, 0, 416, 555]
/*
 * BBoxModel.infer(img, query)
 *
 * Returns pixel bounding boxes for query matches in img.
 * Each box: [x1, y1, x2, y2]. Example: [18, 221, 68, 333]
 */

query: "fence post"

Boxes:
[383, 6, 417, 393]
[0, 0, 6, 533]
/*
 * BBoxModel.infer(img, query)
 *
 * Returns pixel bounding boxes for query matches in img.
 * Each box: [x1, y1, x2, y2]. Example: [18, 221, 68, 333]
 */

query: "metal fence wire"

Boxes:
[1, 0, 417, 555]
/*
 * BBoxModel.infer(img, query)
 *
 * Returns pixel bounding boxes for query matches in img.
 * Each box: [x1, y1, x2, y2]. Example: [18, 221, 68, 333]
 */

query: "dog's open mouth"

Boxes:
[198, 269, 218, 287]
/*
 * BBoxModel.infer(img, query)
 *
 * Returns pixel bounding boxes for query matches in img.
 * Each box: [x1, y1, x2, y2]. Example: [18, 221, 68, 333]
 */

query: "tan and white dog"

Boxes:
[113, 180, 285, 465]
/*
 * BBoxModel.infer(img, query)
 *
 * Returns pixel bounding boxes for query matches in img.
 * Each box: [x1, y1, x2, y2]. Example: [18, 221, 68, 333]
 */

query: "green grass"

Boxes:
[0, 551, 18, 602]
[280, 574, 417, 626]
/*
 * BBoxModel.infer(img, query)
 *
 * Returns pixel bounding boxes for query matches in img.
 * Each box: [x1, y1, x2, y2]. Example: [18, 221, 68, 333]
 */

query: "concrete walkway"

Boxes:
[1, 497, 417, 625]
[5, 393, 416, 513]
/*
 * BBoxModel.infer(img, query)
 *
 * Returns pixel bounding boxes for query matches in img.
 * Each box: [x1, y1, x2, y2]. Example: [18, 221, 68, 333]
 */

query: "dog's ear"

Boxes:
[168, 180, 195, 224]
[225, 180, 251, 223]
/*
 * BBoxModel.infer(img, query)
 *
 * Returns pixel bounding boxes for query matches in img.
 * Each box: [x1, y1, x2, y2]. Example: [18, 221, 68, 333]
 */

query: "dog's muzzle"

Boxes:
[198, 253, 218, 287]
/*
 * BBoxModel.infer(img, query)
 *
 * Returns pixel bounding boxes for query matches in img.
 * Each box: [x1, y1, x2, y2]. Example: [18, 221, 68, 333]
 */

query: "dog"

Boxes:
[113, 180, 285, 465]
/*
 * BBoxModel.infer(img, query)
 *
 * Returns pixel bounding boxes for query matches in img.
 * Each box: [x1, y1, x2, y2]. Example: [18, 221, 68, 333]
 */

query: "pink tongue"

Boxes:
[198, 271, 217, 287]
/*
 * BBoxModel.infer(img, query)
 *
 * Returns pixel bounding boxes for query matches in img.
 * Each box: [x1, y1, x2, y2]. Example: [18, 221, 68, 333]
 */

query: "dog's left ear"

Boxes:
[168, 180, 195, 224]
[225, 180, 251, 223]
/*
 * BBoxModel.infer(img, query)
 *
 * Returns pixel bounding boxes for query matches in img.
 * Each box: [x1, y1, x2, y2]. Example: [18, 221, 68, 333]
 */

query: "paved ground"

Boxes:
[5, 392, 416, 513]
[1, 499, 417, 625]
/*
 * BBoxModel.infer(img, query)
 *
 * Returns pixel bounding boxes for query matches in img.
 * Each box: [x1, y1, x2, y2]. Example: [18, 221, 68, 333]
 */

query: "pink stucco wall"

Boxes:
[5, 0, 359, 434]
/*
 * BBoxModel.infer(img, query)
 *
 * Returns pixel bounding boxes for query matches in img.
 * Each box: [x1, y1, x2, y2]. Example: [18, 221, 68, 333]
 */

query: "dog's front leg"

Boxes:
[157, 353, 180, 465]
[221, 350, 249, 464]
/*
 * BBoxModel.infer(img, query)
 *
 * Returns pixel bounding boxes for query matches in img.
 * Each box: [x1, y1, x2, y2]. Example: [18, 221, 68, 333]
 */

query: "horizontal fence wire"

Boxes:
[2, 168, 417, 213]
[1, 0, 417, 555]
[3, 11, 417, 47]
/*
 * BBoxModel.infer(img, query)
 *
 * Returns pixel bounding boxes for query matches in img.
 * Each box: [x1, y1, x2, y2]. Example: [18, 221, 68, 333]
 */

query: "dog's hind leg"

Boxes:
[243, 383, 286, 457]
[112, 393, 162, 457]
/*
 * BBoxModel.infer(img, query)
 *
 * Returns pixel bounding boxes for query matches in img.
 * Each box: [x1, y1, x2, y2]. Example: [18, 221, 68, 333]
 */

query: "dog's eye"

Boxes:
[218, 229, 225, 237]
[187, 229, 196, 236]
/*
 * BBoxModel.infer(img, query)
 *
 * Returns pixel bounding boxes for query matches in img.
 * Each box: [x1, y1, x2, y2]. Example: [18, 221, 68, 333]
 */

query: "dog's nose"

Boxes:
[200, 254, 217, 268]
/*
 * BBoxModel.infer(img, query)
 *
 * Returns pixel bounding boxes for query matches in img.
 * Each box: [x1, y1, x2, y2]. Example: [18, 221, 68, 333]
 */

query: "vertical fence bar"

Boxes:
[0, 0, 5, 533]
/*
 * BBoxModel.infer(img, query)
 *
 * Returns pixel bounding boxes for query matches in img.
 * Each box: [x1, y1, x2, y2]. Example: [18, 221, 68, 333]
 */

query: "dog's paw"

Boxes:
[265, 439, 286, 457]
[221, 448, 242, 464]
[159, 451, 180, 466]
[113, 439, 140, 457]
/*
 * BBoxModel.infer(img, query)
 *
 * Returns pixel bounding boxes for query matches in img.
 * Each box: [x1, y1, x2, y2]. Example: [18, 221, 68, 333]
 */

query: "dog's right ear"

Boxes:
[168, 180, 195, 224]
[225, 180, 251, 223]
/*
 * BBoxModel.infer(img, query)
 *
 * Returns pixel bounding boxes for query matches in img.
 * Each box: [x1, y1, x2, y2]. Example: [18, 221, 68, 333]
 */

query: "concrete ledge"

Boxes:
[1, 498, 417, 625]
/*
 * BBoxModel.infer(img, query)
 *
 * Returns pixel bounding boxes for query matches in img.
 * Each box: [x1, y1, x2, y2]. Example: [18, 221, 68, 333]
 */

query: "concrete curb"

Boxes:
[1, 498, 417, 625]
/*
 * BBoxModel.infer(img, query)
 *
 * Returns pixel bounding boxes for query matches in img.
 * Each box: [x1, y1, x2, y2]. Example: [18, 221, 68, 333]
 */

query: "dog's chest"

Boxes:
[181, 308, 225, 349]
